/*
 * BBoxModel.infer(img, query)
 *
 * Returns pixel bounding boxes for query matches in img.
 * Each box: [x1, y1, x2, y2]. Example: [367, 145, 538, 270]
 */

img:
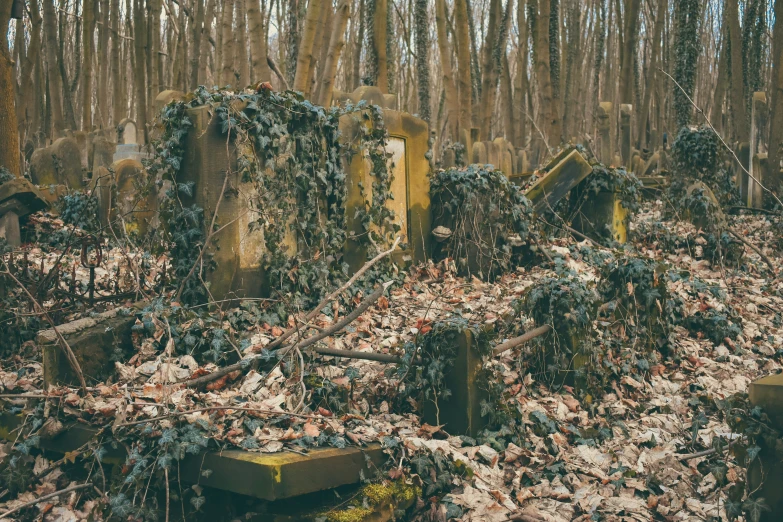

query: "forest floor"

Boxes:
[0, 200, 780, 521]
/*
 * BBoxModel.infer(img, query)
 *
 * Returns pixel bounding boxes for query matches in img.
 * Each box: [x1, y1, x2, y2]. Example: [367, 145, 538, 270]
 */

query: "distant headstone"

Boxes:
[442, 149, 456, 169]
[112, 159, 156, 236]
[349, 86, 387, 107]
[71, 130, 90, 169]
[0, 211, 20, 247]
[118, 118, 138, 145]
[596, 102, 612, 164]
[92, 137, 116, 172]
[29, 138, 83, 188]
[472, 141, 487, 164]
[382, 94, 398, 110]
[94, 166, 112, 228]
[620, 104, 633, 167]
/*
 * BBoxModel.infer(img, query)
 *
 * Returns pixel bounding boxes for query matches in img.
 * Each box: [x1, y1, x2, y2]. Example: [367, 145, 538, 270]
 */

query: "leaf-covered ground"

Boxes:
[0, 200, 781, 521]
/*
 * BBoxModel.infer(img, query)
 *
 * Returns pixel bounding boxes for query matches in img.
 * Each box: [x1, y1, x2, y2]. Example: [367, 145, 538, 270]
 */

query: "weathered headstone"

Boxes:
[383, 93, 398, 110]
[118, 118, 138, 145]
[341, 108, 431, 273]
[524, 148, 594, 214]
[154, 89, 186, 115]
[71, 130, 90, 169]
[0, 178, 49, 246]
[331, 89, 351, 107]
[748, 374, 783, 522]
[29, 138, 84, 188]
[472, 141, 488, 164]
[349, 86, 388, 107]
[177, 104, 266, 300]
[91, 136, 116, 173]
[620, 104, 633, 167]
[112, 159, 156, 237]
[422, 328, 488, 436]
[442, 149, 456, 169]
[94, 166, 112, 228]
[596, 102, 613, 164]
[0, 211, 20, 247]
[517, 149, 530, 173]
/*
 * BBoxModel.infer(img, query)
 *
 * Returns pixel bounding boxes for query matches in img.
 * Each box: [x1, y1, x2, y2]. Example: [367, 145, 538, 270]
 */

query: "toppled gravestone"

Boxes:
[524, 148, 594, 214]
[29, 137, 84, 188]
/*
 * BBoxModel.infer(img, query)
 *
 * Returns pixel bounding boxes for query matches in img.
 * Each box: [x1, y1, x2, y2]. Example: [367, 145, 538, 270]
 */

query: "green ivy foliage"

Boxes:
[146, 86, 398, 307]
[57, 191, 100, 233]
[430, 165, 535, 280]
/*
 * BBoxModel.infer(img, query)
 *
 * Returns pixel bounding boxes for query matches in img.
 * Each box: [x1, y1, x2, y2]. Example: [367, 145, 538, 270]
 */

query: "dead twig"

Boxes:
[265, 237, 400, 352]
[2, 269, 87, 393]
[728, 228, 776, 274]
[676, 447, 716, 461]
[0, 482, 92, 520]
[493, 325, 552, 356]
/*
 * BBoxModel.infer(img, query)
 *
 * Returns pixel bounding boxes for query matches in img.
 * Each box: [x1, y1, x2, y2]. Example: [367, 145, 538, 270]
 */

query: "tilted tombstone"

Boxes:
[341, 107, 431, 273]
[472, 141, 487, 164]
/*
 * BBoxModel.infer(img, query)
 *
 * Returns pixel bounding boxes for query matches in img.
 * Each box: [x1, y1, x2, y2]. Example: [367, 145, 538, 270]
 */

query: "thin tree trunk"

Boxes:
[516, 0, 529, 148]
[317, 0, 351, 107]
[532, 0, 561, 144]
[768, 0, 783, 193]
[726, 0, 747, 142]
[0, 1, 21, 174]
[237, 0, 249, 88]
[221, 0, 236, 86]
[292, 0, 322, 93]
[373, 0, 389, 92]
[97, 0, 110, 128]
[637, 0, 665, 149]
[111, 0, 124, 124]
[435, 0, 458, 141]
[248, 0, 271, 82]
[133, 0, 148, 143]
[454, 0, 472, 139]
[82, 0, 94, 130]
[414, 0, 430, 125]
[478, 0, 501, 141]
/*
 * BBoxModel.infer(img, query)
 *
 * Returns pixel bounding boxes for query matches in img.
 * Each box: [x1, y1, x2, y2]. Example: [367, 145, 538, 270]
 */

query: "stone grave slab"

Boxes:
[524, 148, 594, 214]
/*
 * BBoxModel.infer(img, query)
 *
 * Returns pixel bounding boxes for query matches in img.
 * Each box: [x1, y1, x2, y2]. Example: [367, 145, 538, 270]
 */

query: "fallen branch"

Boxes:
[676, 447, 716, 461]
[728, 228, 776, 274]
[0, 482, 92, 520]
[116, 405, 330, 428]
[2, 269, 87, 392]
[183, 282, 391, 389]
[493, 325, 552, 356]
[311, 346, 403, 364]
[265, 237, 400, 352]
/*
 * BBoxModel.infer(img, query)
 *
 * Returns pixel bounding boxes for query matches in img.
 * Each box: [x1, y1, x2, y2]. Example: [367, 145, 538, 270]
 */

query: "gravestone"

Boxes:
[383, 94, 398, 110]
[331, 89, 352, 107]
[748, 375, 783, 522]
[596, 102, 612, 164]
[524, 148, 594, 214]
[91, 136, 116, 173]
[620, 104, 633, 167]
[486, 140, 500, 170]
[177, 104, 266, 300]
[472, 141, 488, 164]
[154, 89, 186, 115]
[118, 118, 138, 145]
[112, 159, 157, 237]
[349, 86, 388, 108]
[0, 178, 49, 246]
[442, 149, 456, 169]
[341, 107, 431, 273]
[745, 92, 767, 207]
[517, 149, 530, 173]
[71, 130, 90, 169]
[94, 166, 112, 228]
[29, 138, 84, 188]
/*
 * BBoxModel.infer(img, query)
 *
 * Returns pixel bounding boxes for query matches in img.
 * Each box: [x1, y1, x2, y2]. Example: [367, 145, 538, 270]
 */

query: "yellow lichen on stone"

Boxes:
[322, 480, 419, 522]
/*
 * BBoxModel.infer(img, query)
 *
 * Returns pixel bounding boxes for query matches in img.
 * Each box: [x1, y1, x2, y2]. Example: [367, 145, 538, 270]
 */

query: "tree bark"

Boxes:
[43, 0, 65, 135]
[220, 0, 236, 86]
[478, 0, 502, 141]
[82, 0, 94, 130]
[768, 0, 783, 194]
[236, 0, 249, 88]
[637, 0, 665, 149]
[0, 1, 21, 174]
[531, 0, 561, 144]
[619, 0, 641, 106]
[110, 0, 124, 125]
[292, 0, 321, 93]
[373, 0, 389, 92]
[515, 0, 529, 148]
[317, 0, 350, 107]
[97, 0, 110, 128]
[726, 0, 747, 142]
[435, 0, 458, 141]
[133, 0, 148, 143]
[248, 0, 271, 82]
[414, 0, 430, 125]
[454, 0, 472, 139]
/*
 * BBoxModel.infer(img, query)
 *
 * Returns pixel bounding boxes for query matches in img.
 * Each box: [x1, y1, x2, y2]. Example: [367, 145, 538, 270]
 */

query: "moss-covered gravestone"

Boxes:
[29, 137, 84, 189]
[524, 148, 594, 214]
[340, 108, 431, 273]
[176, 105, 266, 300]
[111, 159, 157, 236]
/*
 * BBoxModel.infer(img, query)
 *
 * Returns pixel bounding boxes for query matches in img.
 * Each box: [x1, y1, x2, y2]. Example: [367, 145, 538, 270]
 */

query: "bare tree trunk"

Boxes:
[311, 0, 332, 100]
[435, 0, 458, 141]
[190, 0, 205, 89]
[200, 0, 215, 85]
[373, 0, 389, 92]
[248, 0, 271, 82]
[726, 0, 747, 142]
[531, 0, 561, 144]
[0, 1, 21, 174]
[637, 0, 665, 149]
[236, 0, 249, 88]
[768, 0, 783, 193]
[516, 0, 529, 148]
[58, 0, 79, 131]
[82, 0, 94, 130]
[501, 54, 515, 145]
[414, 0, 430, 125]
[221, 0, 236, 86]
[619, 0, 640, 105]
[17, 0, 42, 140]
[44, 0, 64, 135]
[292, 0, 321, 93]
[97, 0, 110, 128]
[351, 0, 364, 90]
[133, 0, 148, 143]
[317, 0, 350, 107]
[478, 0, 501, 141]
[111, 0, 124, 124]
[454, 0, 472, 139]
